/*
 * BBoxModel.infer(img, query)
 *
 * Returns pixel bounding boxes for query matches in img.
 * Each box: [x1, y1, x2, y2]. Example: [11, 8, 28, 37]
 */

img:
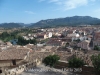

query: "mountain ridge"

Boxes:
[0, 16, 100, 28]
[0, 23, 32, 28]
[0, 23, 23, 28]
[29, 16, 100, 27]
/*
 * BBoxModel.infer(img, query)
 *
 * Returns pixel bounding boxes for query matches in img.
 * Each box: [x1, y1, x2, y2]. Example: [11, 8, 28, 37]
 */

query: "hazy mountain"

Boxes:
[29, 16, 100, 27]
[0, 23, 23, 28]
[0, 23, 34, 28]
[1, 16, 100, 28]
[18, 23, 33, 27]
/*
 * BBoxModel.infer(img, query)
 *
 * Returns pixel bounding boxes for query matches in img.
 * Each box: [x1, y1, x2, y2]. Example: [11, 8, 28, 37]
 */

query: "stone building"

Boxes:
[77, 40, 90, 50]
[0, 48, 32, 74]
[93, 31, 100, 48]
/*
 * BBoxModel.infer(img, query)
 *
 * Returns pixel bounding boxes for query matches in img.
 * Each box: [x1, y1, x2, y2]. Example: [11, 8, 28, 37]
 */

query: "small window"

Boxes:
[12, 60, 16, 65]
[0, 70, 2, 73]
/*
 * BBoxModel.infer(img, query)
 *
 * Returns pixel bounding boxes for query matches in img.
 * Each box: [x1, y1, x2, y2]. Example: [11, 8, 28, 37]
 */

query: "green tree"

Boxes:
[68, 57, 85, 68]
[94, 45, 100, 51]
[91, 54, 100, 75]
[0, 31, 19, 42]
[17, 36, 37, 46]
[29, 39, 37, 45]
[76, 39, 80, 42]
[43, 55, 60, 67]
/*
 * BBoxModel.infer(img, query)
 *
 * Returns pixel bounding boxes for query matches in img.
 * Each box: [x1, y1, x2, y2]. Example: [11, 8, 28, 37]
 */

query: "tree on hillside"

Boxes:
[43, 55, 60, 67]
[94, 45, 100, 51]
[29, 39, 37, 45]
[91, 54, 100, 75]
[17, 36, 37, 46]
[68, 57, 85, 69]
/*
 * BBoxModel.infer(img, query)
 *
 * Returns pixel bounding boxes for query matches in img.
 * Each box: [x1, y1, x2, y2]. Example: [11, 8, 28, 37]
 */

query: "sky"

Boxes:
[0, 0, 100, 23]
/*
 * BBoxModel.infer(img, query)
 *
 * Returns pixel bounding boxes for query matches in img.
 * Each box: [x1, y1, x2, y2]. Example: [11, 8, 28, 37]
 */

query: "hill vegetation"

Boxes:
[30, 16, 100, 27]
[0, 23, 23, 28]
[1, 16, 100, 28]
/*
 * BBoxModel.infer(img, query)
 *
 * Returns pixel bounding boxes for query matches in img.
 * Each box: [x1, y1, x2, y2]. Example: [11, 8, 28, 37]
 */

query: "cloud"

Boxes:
[48, 0, 62, 5]
[38, 0, 96, 11]
[25, 11, 35, 14]
[63, 0, 88, 10]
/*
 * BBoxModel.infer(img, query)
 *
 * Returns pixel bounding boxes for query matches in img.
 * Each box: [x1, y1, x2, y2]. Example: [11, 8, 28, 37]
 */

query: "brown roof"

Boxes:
[0, 49, 30, 60]
[94, 32, 100, 40]
[46, 39, 62, 46]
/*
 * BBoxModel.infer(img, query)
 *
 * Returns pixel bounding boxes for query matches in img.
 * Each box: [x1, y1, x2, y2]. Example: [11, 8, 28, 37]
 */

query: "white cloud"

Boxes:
[38, 0, 96, 11]
[48, 0, 62, 5]
[25, 11, 35, 14]
[63, 0, 88, 10]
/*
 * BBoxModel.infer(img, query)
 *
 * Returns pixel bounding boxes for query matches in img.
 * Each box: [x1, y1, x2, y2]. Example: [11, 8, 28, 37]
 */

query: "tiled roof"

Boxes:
[94, 32, 100, 40]
[46, 39, 62, 46]
[0, 49, 30, 60]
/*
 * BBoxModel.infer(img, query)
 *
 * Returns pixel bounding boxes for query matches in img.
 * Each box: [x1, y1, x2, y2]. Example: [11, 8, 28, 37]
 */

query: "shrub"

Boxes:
[43, 55, 60, 67]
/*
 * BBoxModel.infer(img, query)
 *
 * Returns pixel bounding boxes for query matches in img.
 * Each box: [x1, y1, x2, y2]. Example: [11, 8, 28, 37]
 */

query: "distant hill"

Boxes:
[0, 23, 34, 28]
[1, 16, 100, 28]
[18, 23, 33, 27]
[29, 16, 100, 27]
[0, 23, 23, 28]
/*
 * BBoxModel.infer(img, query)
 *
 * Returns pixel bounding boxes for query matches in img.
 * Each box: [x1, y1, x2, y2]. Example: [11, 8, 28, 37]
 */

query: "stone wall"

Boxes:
[54, 61, 68, 69]
[0, 60, 12, 67]
[0, 62, 35, 75]
[0, 60, 24, 67]
[81, 66, 94, 75]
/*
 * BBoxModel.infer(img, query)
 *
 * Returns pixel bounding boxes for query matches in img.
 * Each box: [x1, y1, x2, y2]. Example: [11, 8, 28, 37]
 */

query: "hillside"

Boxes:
[30, 16, 100, 27]
[0, 23, 23, 28]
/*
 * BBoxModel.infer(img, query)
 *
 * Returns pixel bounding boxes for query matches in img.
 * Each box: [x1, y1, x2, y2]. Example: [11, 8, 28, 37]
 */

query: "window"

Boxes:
[0, 70, 2, 73]
[12, 60, 16, 65]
